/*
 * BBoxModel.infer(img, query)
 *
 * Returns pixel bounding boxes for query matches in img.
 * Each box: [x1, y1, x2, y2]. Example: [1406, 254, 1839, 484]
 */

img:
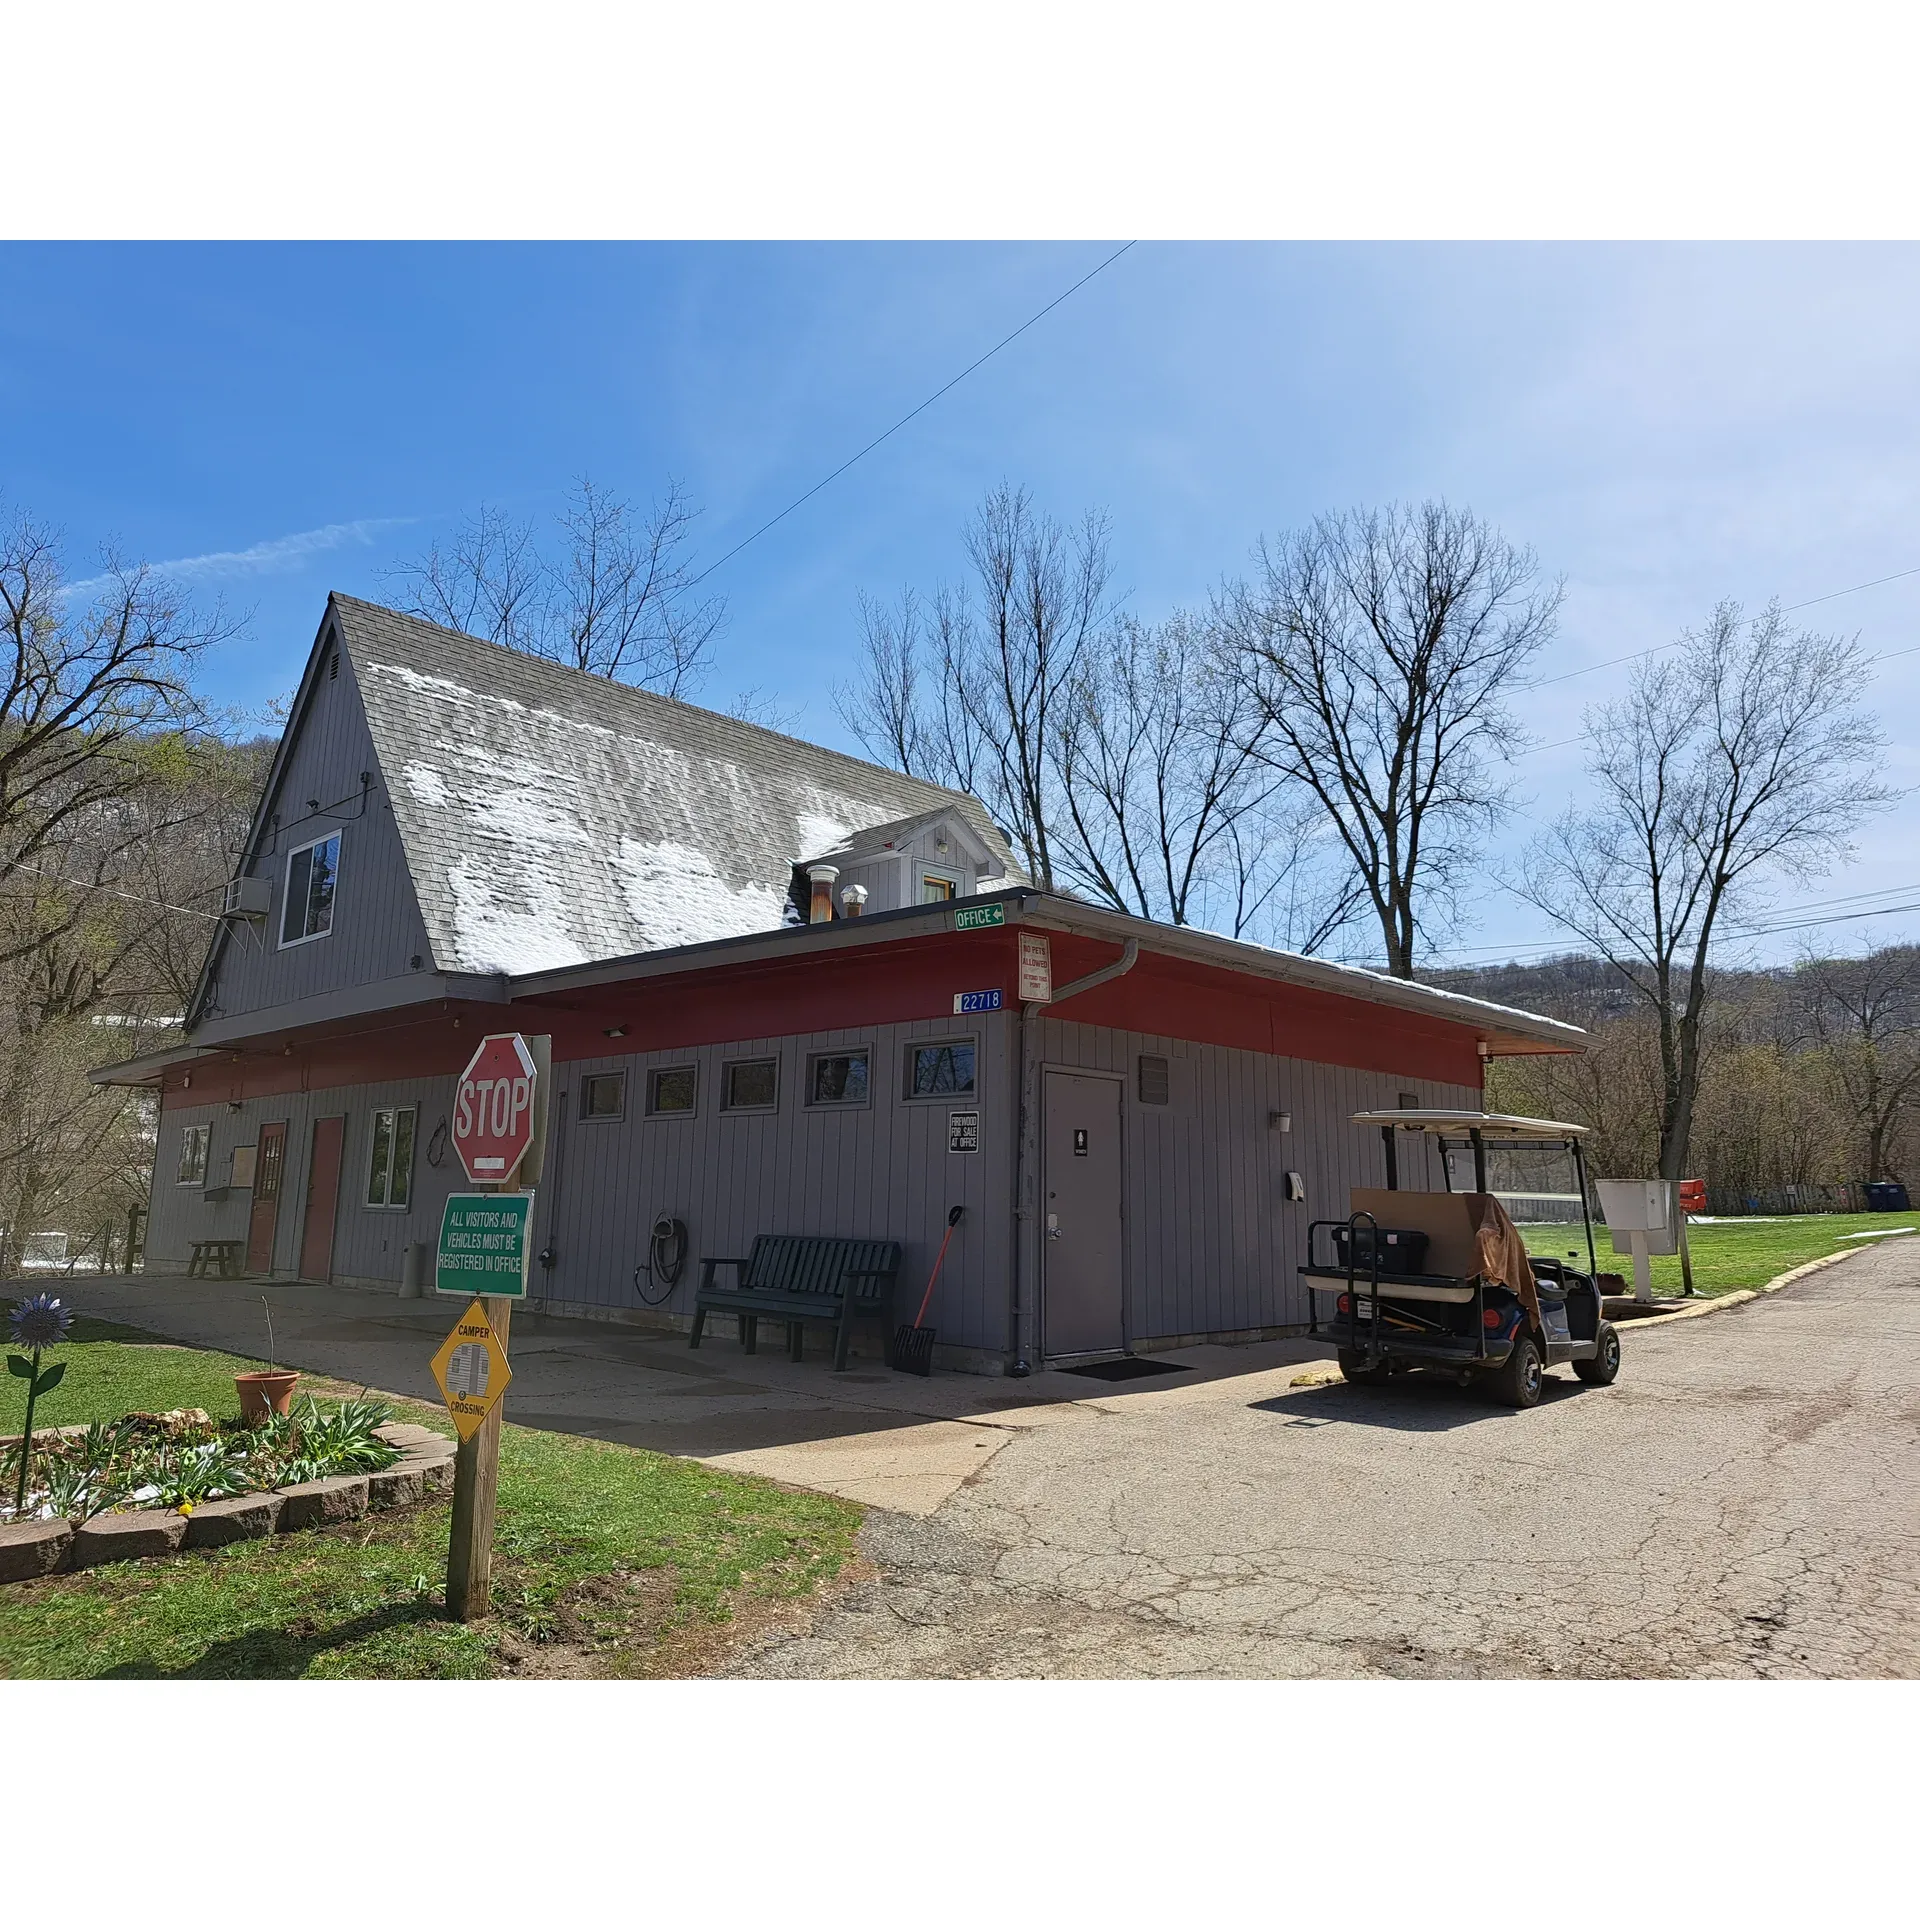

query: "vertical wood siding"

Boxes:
[147, 1016, 1016, 1355]
[148, 1007, 1476, 1360]
[1036, 1016, 1476, 1342]
[201, 655, 431, 1024]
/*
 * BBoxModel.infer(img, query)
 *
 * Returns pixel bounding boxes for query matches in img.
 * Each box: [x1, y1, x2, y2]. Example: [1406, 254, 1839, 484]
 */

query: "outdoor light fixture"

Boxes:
[227, 1101, 242, 1114]
[1269, 1111, 1292, 1132]
[603, 1025, 628, 1038]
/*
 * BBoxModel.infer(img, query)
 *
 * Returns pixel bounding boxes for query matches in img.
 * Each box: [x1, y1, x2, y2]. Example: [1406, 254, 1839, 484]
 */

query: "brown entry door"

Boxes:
[245, 1121, 288, 1277]
[1042, 1070, 1125, 1357]
[298, 1115, 345, 1281]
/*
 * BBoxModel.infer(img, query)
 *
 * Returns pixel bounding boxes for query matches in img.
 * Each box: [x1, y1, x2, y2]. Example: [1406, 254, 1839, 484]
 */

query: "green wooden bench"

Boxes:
[188, 1239, 245, 1278]
[689, 1234, 903, 1371]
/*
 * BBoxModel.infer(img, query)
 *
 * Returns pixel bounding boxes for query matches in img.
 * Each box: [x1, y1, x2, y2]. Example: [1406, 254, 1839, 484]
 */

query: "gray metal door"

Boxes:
[1042, 1070, 1124, 1356]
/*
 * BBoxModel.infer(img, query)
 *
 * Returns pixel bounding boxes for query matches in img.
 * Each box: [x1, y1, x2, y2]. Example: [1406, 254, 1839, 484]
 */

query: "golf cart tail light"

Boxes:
[1337, 1294, 1351, 1315]
[1482, 1308, 1502, 1329]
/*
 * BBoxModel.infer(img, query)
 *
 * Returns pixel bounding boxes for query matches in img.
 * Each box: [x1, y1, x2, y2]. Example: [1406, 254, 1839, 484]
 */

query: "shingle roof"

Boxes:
[330, 595, 1026, 975]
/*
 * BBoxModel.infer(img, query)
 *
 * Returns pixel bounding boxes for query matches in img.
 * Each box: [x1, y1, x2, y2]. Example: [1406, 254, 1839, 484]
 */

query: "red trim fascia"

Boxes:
[158, 925, 1513, 1110]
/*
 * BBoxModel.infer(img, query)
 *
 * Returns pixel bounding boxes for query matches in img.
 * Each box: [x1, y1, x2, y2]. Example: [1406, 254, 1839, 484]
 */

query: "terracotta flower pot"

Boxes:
[234, 1369, 300, 1426]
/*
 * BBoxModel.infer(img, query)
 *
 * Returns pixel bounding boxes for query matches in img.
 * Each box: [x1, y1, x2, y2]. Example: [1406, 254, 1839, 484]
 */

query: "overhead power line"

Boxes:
[681, 242, 1138, 593]
[1528, 563, 1920, 692]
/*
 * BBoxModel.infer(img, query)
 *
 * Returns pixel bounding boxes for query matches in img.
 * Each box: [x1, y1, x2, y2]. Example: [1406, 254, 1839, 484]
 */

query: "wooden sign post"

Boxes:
[436, 1033, 548, 1624]
[444, 1295, 511, 1620]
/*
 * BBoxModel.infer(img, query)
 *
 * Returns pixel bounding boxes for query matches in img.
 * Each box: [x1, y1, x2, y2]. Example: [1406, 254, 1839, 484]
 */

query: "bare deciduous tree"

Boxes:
[0, 510, 254, 1273]
[1521, 601, 1896, 1183]
[384, 477, 724, 697]
[1051, 610, 1364, 947]
[838, 484, 1111, 889]
[1220, 501, 1562, 976]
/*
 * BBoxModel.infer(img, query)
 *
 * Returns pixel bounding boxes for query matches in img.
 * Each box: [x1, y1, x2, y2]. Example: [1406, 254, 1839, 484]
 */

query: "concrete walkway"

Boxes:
[48, 1270, 1328, 1516]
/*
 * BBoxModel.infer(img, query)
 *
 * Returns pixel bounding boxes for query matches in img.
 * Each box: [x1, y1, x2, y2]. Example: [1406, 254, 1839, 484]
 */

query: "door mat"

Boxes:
[1058, 1356, 1193, 1381]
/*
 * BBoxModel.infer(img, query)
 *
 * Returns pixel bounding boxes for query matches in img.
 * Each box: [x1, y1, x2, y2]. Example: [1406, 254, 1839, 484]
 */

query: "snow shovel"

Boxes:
[889, 1205, 964, 1376]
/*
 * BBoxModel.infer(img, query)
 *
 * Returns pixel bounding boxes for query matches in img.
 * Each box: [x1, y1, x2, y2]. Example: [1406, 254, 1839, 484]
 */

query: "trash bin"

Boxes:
[1864, 1182, 1911, 1213]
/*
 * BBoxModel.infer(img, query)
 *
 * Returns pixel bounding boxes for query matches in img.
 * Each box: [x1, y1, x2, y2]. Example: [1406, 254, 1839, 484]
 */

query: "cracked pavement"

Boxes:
[730, 1239, 1920, 1678]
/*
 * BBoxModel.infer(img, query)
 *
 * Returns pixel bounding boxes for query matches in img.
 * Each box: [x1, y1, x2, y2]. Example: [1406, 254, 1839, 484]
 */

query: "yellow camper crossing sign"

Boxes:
[429, 1301, 513, 1441]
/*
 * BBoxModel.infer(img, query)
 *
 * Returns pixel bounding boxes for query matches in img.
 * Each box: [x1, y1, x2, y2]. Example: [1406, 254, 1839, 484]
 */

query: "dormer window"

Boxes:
[280, 831, 340, 947]
[922, 873, 959, 903]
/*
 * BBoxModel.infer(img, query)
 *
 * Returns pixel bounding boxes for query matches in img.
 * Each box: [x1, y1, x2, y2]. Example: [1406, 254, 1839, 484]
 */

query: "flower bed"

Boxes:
[0, 1410, 457, 1584]
[2, 1396, 405, 1526]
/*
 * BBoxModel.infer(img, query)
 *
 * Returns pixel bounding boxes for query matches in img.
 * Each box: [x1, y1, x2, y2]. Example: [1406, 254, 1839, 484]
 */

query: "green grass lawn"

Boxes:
[1, 1307, 863, 1679]
[1520, 1211, 1919, 1298]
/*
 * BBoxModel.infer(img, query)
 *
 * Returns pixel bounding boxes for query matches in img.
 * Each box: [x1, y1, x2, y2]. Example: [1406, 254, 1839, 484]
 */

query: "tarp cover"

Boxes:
[1472, 1193, 1542, 1329]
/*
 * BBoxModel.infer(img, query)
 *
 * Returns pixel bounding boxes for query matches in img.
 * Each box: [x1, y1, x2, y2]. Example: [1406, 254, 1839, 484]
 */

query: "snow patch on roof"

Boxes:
[795, 807, 885, 864]
[403, 762, 451, 807]
[615, 839, 792, 951]
[445, 859, 592, 975]
[339, 601, 1024, 976]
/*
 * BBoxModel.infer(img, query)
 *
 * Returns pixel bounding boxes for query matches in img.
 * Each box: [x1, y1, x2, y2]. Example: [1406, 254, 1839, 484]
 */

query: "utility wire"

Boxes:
[1529, 563, 1920, 691]
[680, 242, 1138, 592]
[1518, 629, 1920, 758]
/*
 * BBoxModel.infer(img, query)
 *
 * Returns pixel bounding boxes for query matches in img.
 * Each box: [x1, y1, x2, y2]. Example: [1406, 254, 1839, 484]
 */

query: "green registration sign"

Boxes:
[435, 1193, 533, 1298]
[954, 901, 1006, 931]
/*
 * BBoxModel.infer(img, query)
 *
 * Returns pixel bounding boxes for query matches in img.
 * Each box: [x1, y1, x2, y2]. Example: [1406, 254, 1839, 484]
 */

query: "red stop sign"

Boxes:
[453, 1032, 539, 1185]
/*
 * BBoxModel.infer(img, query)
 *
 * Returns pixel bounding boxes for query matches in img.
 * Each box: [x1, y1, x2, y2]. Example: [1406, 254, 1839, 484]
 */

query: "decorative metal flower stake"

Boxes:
[8, 1293, 72, 1514]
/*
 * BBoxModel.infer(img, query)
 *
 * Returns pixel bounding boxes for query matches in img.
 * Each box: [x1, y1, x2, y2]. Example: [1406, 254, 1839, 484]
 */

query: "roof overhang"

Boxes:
[93, 889, 1584, 1083]
[1014, 897, 1585, 1056]
[89, 1043, 235, 1089]
[507, 889, 1584, 1055]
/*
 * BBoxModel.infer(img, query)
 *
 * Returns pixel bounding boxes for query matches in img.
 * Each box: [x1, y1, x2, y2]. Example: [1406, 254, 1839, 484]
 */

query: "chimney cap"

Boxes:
[806, 863, 840, 883]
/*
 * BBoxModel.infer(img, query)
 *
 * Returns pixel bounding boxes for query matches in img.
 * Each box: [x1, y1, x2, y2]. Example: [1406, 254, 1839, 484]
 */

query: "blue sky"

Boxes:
[4, 241, 1916, 967]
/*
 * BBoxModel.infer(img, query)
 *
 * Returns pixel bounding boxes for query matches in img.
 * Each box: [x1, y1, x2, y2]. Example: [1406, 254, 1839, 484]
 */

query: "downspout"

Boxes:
[1010, 937, 1139, 1377]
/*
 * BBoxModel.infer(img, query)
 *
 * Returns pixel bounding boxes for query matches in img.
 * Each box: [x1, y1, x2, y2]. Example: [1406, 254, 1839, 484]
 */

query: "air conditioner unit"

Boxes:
[221, 875, 272, 920]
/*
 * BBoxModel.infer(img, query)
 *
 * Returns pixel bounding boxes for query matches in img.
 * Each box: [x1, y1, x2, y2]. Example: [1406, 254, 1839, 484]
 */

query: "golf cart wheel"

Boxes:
[1336, 1348, 1379, 1385]
[1573, 1321, 1621, 1385]
[1491, 1334, 1545, 1409]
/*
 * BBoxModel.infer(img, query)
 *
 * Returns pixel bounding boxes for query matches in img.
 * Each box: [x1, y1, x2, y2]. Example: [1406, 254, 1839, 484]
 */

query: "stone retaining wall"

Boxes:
[0, 1422, 456, 1585]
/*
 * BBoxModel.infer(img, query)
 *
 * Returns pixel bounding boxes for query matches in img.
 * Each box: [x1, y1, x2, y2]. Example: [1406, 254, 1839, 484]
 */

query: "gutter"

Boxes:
[1010, 936, 1139, 1377]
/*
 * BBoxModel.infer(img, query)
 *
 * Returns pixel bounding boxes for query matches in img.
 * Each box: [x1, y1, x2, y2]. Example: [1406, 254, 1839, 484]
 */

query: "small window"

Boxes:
[807, 1050, 870, 1107]
[366, 1107, 417, 1209]
[922, 873, 958, 903]
[722, 1058, 779, 1112]
[581, 1072, 627, 1121]
[646, 1066, 697, 1116]
[280, 831, 341, 947]
[906, 1040, 976, 1099]
[1138, 1055, 1170, 1105]
[177, 1124, 211, 1186]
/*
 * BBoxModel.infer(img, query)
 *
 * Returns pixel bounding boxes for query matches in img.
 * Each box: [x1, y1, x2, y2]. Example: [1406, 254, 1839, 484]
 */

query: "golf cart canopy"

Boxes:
[1349, 1109, 1588, 1141]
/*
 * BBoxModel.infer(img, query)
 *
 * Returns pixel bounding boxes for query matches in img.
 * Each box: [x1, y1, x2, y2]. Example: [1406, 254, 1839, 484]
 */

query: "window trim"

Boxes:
[644, 1064, 698, 1119]
[278, 829, 342, 949]
[804, 1047, 873, 1111]
[579, 1070, 629, 1123]
[902, 1035, 980, 1103]
[364, 1105, 418, 1211]
[720, 1056, 780, 1114]
[176, 1123, 211, 1187]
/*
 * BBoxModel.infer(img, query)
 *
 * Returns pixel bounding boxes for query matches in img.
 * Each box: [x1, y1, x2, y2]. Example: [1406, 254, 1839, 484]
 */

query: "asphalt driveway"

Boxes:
[732, 1238, 1920, 1677]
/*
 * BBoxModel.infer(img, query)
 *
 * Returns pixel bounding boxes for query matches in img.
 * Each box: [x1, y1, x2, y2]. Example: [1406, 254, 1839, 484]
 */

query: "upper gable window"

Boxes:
[922, 873, 959, 903]
[280, 831, 341, 947]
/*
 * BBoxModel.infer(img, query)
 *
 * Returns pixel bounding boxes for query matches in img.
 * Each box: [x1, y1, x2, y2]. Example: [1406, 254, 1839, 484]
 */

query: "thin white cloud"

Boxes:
[66, 516, 413, 595]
